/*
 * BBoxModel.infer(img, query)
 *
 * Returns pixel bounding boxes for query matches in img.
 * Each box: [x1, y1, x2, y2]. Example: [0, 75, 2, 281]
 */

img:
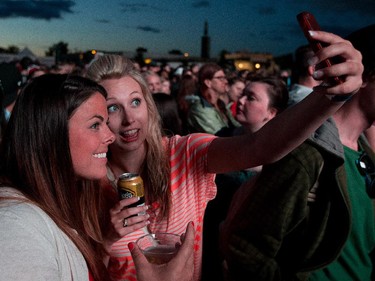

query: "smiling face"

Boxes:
[100, 76, 149, 155]
[236, 82, 277, 133]
[69, 93, 114, 179]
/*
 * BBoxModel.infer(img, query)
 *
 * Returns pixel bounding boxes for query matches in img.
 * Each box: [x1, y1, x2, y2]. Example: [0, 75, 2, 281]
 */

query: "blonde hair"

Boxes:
[86, 55, 171, 219]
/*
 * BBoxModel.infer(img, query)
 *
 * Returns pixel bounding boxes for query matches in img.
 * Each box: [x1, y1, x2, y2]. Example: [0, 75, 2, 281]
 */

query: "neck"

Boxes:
[220, 94, 230, 105]
[333, 100, 370, 151]
[108, 145, 147, 178]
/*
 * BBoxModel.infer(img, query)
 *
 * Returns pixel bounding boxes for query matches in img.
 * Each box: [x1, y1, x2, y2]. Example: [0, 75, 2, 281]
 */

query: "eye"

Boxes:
[90, 122, 100, 130]
[108, 104, 119, 113]
[247, 95, 255, 101]
[131, 98, 141, 107]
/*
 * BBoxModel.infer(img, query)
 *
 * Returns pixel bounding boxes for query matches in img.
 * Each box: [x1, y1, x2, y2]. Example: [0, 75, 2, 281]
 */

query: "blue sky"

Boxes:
[0, 0, 374, 58]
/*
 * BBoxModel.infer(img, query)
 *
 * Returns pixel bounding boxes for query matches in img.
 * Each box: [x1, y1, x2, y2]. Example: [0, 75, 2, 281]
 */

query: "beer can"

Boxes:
[117, 173, 145, 207]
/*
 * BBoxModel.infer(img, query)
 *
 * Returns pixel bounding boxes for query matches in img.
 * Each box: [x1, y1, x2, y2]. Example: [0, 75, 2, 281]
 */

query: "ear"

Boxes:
[268, 107, 278, 119]
[204, 78, 212, 89]
[307, 65, 315, 76]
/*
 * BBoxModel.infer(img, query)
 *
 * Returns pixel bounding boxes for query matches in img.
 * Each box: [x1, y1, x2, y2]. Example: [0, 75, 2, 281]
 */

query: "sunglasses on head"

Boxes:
[355, 152, 375, 198]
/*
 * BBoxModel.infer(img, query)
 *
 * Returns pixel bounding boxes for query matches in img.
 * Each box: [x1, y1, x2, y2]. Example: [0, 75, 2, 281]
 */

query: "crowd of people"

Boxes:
[0, 22, 374, 281]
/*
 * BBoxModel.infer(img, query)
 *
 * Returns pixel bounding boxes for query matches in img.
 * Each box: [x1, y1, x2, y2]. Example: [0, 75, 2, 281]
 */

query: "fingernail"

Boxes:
[308, 30, 315, 37]
[128, 242, 135, 251]
[313, 70, 323, 79]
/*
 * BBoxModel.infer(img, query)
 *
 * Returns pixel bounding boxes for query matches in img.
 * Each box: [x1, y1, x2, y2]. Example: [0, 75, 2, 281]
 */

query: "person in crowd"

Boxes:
[308, 24, 375, 281]
[186, 63, 240, 134]
[142, 70, 163, 94]
[160, 77, 172, 95]
[0, 79, 7, 141]
[203, 75, 289, 281]
[152, 92, 183, 136]
[49, 60, 79, 75]
[0, 74, 197, 281]
[220, 25, 375, 281]
[176, 74, 199, 133]
[288, 44, 321, 106]
[86, 29, 363, 281]
[0, 62, 22, 121]
[221, 76, 246, 117]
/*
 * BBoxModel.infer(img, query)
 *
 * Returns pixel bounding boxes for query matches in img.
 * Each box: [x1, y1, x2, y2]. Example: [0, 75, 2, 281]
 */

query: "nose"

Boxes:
[105, 127, 115, 144]
[238, 95, 246, 105]
[121, 109, 135, 125]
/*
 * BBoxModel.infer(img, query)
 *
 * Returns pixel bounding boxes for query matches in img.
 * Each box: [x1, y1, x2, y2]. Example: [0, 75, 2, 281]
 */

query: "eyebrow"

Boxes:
[91, 114, 105, 122]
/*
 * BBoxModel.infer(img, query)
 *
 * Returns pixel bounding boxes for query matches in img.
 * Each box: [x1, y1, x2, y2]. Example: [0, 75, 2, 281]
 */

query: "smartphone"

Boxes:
[296, 11, 343, 85]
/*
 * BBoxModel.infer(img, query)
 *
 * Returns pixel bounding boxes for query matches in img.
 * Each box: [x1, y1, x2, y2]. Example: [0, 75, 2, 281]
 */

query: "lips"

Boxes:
[119, 129, 139, 142]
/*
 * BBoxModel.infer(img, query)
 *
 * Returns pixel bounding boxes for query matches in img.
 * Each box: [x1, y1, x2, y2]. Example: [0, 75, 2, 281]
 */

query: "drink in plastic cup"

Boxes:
[136, 232, 181, 264]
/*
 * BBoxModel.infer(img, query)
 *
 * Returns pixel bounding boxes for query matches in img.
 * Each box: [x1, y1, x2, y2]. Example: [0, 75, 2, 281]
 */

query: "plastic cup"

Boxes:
[136, 232, 181, 264]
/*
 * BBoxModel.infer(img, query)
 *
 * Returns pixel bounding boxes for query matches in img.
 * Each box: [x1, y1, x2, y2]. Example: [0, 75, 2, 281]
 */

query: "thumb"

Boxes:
[128, 242, 148, 265]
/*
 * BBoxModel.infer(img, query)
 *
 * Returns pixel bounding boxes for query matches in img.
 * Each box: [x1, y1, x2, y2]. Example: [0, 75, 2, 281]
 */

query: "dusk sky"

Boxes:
[0, 0, 374, 58]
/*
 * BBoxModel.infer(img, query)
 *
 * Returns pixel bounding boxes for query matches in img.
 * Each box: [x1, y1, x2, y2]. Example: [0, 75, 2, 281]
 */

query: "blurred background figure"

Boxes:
[176, 74, 199, 134]
[143, 70, 162, 94]
[0, 62, 22, 122]
[202, 75, 289, 281]
[288, 44, 320, 107]
[187, 63, 240, 134]
[152, 93, 183, 136]
[160, 76, 171, 95]
[220, 76, 246, 117]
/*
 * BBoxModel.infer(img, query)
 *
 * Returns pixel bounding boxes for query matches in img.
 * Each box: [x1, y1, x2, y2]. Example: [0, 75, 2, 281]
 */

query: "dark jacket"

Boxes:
[220, 118, 375, 281]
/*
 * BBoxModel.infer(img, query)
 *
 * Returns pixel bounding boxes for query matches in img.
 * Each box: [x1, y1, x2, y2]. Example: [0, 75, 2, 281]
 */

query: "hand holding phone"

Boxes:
[297, 11, 344, 85]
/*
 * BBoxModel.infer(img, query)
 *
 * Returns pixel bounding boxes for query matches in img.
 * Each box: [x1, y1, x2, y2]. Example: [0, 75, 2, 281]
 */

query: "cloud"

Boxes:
[95, 19, 110, 24]
[192, 1, 210, 8]
[137, 25, 161, 33]
[120, 3, 148, 13]
[0, 0, 75, 20]
[295, 0, 375, 16]
[120, 2, 165, 13]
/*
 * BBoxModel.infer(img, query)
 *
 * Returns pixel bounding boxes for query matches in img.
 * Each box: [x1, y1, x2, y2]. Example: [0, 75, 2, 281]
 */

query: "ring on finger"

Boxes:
[123, 218, 128, 227]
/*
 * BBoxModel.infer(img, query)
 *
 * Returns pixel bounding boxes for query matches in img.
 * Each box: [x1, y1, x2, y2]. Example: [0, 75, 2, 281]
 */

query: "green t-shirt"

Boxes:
[309, 146, 375, 281]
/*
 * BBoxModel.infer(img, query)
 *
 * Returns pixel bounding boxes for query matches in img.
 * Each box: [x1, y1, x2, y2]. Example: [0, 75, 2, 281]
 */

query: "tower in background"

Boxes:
[201, 21, 210, 59]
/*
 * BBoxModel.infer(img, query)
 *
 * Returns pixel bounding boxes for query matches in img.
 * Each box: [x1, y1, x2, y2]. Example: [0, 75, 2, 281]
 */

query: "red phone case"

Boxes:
[297, 11, 343, 85]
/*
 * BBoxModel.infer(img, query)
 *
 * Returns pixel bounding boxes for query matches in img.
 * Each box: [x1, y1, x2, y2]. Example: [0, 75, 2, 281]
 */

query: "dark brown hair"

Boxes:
[0, 74, 110, 281]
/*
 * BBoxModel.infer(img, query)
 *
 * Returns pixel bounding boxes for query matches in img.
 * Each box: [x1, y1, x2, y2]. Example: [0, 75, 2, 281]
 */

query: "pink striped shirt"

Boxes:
[107, 133, 217, 281]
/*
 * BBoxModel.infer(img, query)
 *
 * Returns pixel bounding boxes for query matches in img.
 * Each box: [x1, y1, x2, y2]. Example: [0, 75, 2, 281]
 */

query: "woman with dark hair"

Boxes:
[0, 74, 116, 281]
[0, 73, 196, 281]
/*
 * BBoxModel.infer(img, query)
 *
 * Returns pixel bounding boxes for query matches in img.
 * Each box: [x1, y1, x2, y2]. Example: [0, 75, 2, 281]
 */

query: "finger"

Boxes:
[119, 196, 143, 209]
[109, 196, 141, 216]
[129, 242, 148, 265]
[119, 204, 149, 218]
[120, 213, 150, 228]
[171, 222, 195, 267]
[308, 30, 346, 46]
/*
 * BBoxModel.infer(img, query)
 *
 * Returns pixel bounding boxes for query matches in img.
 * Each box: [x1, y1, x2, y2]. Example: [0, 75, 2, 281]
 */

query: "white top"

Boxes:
[0, 187, 88, 281]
